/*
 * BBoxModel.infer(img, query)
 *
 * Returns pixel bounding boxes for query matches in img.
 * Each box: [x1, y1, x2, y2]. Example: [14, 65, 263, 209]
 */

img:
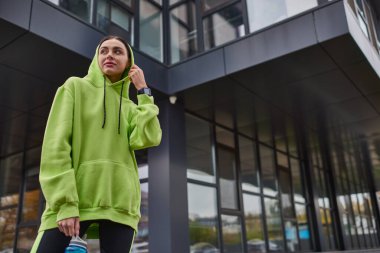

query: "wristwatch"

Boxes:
[137, 87, 152, 96]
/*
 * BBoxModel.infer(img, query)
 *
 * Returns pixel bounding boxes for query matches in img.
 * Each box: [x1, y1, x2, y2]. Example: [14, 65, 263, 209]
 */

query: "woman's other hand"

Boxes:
[58, 217, 80, 237]
[128, 64, 148, 90]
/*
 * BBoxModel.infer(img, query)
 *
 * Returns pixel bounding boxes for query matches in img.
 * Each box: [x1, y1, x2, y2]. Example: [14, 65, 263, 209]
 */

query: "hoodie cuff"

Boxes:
[137, 94, 154, 105]
[56, 202, 79, 222]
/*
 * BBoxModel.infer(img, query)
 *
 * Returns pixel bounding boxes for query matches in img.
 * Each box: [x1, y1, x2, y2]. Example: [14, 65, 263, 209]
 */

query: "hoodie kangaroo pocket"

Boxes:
[75, 160, 140, 213]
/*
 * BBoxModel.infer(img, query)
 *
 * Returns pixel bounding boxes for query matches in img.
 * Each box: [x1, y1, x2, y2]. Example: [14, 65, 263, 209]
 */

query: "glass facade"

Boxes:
[184, 81, 380, 252]
[43, 0, 334, 64]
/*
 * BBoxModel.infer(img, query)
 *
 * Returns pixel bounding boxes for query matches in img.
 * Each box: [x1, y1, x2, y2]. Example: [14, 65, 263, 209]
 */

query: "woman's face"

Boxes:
[98, 39, 130, 82]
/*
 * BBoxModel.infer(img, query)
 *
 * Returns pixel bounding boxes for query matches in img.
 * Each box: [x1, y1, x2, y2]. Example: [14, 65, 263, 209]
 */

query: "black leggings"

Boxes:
[33, 220, 135, 253]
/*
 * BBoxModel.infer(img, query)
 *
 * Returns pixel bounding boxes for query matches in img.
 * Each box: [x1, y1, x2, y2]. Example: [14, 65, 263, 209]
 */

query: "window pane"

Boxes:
[290, 158, 305, 203]
[247, 0, 318, 33]
[284, 220, 299, 252]
[264, 198, 284, 251]
[202, 0, 231, 11]
[0, 153, 22, 251]
[120, 0, 132, 7]
[0, 208, 18, 251]
[295, 204, 312, 251]
[186, 115, 215, 183]
[244, 194, 265, 253]
[17, 226, 38, 253]
[239, 136, 260, 193]
[217, 145, 238, 209]
[138, 164, 149, 180]
[21, 175, 40, 222]
[170, 2, 198, 63]
[133, 182, 149, 253]
[278, 161, 295, 219]
[111, 4, 131, 30]
[97, 0, 110, 32]
[221, 215, 243, 253]
[188, 183, 220, 252]
[203, 2, 245, 50]
[140, 0, 163, 61]
[260, 145, 277, 197]
[47, 0, 91, 22]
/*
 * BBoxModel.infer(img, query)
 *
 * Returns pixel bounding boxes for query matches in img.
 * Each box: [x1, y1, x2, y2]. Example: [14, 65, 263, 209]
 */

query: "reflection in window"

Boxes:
[186, 115, 215, 183]
[140, 0, 163, 61]
[0, 208, 18, 251]
[17, 226, 38, 253]
[278, 165, 295, 219]
[295, 204, 312, 251]
[260, 145, 277, 197]
[221, 215, 243, 253]
[290, 158, 305, 203]
[244, 194, 265, 253]
[188, 183, 219, 252]
[132, 182, 149, 253]
[47, 0, 91, 22]
[284, 221, 299, 252]
[264, 198, 284, 251]
[0, 153, 23, 252]
[239, 136, 260, 193]
[247, 0, 318, 33]
[111, 4, 131, 30]
[97, 0, 110, 32]
[22, 175, 40, 223]
[170, 2, 198, 63]
[217, 146, 238, 210]
[202, 0, 231, 11]
[203, 2, 245, 50]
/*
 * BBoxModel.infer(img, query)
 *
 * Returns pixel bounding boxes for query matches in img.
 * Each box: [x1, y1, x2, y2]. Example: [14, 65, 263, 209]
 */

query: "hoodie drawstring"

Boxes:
[102, 76, 106, 129]
[102, 76, 125, 135]
[118, 81, 125, 135]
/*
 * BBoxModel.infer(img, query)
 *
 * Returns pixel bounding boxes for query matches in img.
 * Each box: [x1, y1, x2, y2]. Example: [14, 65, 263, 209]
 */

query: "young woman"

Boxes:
[31, 35, 162, 252]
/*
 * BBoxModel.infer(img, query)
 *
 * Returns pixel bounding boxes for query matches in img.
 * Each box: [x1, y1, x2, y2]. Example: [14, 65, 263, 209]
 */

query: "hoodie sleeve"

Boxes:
[129, 94, 162, 150]
[39, 84, 79, 222]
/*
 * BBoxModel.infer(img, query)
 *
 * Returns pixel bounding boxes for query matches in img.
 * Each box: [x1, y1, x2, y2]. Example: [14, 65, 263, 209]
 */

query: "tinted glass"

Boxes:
[260, 145, 277, 196]
[186, 115, 215, 183]
[244, 194, 265, 253]
[239, 136, 260, 193]
[264, 198, 284, 251]
[247, 0, 318, 33]
[111, 4, 131, 30]
[202, 0, 232, 11]
[170, 2, 198, 63]
[188, 183, 220, 251]
[140, 0, 163, 61]
[17, 226, 38, 253]
[221, 215, 244, 253]
[217, 146, 238, 209]
[203, 2, 245, 49]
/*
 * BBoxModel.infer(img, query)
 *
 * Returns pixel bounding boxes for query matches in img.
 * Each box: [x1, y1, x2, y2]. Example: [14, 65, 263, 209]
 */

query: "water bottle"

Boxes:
[64, 235, 88, 253]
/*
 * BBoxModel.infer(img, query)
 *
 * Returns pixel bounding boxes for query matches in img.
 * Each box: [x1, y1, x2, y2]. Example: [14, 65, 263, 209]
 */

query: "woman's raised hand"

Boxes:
[128, 64, 148, 90]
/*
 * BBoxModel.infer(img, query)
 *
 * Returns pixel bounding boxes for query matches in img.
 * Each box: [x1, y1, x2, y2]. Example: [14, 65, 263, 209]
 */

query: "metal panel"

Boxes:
[224, 13, 318, 75]
[0, 0, 31, 29]
[314, 1, 349, 42]
[30, 0, 102, 58]
[168, 48, 225, 94]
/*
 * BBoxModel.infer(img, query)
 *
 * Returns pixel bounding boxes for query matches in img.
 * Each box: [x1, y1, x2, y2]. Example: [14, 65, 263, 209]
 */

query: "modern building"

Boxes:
[1, 0, 380, 252]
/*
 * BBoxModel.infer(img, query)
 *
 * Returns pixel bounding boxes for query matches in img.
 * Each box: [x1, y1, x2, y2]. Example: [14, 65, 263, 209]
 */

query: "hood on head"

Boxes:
[85, 40, 135, 95]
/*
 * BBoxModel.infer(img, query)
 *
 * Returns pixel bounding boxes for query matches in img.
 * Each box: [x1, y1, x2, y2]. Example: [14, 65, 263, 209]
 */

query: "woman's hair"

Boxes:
[98, 35, 131, 64]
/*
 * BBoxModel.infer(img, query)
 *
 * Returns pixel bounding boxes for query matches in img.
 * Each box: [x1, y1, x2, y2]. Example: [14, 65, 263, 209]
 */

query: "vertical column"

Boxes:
[148, 99, 190, 253]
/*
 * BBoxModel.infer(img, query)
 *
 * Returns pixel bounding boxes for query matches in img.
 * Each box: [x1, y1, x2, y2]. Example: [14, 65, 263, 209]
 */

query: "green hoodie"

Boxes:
[37, 43, 162, 235]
